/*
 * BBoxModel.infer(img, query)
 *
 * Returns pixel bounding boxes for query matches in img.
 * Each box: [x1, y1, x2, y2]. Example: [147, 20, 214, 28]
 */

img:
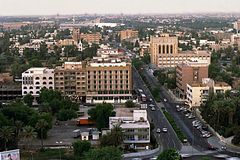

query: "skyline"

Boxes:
[0, 0, 240, 16]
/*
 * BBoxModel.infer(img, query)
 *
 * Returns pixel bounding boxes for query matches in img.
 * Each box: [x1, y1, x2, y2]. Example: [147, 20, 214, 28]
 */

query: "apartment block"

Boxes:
[109, 110, 150, 150]
[176, 59, 209, 97]
[186, 78, 231, 108]
[150, 34, 211, 68]
[86, 59, 132, 104]
[54, 62, 86, 101]
[120, 29, 139, 41]
[22, 68, 54, 97]
[80, 32, 102, 44]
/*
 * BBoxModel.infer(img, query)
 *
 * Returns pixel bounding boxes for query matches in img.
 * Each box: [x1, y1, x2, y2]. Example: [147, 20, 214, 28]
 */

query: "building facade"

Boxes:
[22, 68, 54, 97]
[186, 78, 232, 108]
[176, 59, 209, 98]
[150, 34, 211, 68]
[109, 110, 150, 150]
[120, 29, 139, 41]
[80, 33, 102, 44]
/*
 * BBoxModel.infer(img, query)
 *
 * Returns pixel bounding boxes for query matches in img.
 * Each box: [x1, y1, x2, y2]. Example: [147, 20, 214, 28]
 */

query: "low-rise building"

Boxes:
[22, 68, 54, 97]
[120, 29, 138, 41]
[186, 78, 231, 108]
[109, 110, 150, 150]
[80, 33, 102, 44]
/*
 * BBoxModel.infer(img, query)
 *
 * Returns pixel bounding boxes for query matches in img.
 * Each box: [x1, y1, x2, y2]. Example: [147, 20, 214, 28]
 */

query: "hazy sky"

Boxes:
[0, 0, 240, 15]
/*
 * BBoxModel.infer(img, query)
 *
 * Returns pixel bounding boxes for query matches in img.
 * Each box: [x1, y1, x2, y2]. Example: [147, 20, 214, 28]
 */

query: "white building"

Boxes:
[186, 78, 232, 108]
[22, 68, 55, 97]
[109, 110, 150, 150]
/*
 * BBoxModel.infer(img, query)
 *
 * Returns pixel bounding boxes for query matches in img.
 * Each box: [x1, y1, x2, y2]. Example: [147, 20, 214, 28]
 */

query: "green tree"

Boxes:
[0, 126, 14, 151]
[125, 100, 135, 108]
[73, 140, 91, 158]
[157, 148, 181, 160]
[88, 103, 115, 130]
[35, 119, 48, 149]
[21, 126, 37, 150]
[14, 120, 23, 148]
[57, 109, 77, 121]
[84, 147, 122, 160]
[100, 124, 123, 147]
[23, 94, 34, 107]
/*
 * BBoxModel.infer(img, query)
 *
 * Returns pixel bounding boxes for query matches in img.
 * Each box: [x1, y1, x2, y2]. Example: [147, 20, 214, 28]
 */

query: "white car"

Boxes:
[156, 128, 161, 133]
[163, 98, 167, 102]
[151, 107, 156, 111]
[162, 127, 168, 132]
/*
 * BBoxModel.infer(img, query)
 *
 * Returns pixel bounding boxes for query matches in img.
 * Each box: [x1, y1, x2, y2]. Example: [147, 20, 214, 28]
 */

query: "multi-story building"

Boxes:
[233, 20, 240, 34]
[58, 39, 77, 46]
[54, 57, 132, 104]
[72, 28, 81, 42]
[86, 58, 132, 104]
[109, 110, 150, 150]
[150, 34, 211, 68]
[80, 33, 102, 44]
[22, 68, 54, 97]
[120, 29, 139, 41]
[176, 59, 209, 98]
[54, 62, 86, 101]
[186, 78, 231, 108]
[231, 34, 240, 49]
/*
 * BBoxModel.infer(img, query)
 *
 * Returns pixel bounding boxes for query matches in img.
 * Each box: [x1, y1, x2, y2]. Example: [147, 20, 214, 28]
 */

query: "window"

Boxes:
[49, 82, 53, 85]
[43, 77, 47, 80]
[23, 86, 27, 89]
[24, 91, 27, 94]
[29, 86, 33, 89]
[49, 77, 53, 80]
[43, 82, 47, 85]
[35, 77, 40, 80]
[35, 82, 40, 85]
[36, 91, 40, 94]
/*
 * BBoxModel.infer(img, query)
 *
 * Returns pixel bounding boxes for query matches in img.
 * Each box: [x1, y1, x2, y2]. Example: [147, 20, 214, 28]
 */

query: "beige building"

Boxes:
[120, 29, 139, 41]
[54, 58, 132, 103]
[150, 34, 211, 68]
[176, 59, 210, 97]
[54, 62, 86, 101]
[80, 32, 102, 44]
[58, 39, 77, 46]
[234, 20, 240, 33]
[186, 78, 231, 108]
[72, 28, 81, 42]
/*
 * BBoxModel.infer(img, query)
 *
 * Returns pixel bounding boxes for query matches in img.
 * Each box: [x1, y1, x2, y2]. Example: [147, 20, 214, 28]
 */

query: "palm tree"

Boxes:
[35, 119, 48, 149]
[110, 124, 123, 147]
[0, 126, 14, 151]
[21, 126, 37, 150]
[14, 120, 23, 148]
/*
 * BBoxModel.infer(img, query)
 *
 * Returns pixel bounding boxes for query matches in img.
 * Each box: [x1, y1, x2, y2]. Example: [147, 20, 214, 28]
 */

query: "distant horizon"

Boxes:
[1, 0, 240, 16]
[1, 12, 240, 17]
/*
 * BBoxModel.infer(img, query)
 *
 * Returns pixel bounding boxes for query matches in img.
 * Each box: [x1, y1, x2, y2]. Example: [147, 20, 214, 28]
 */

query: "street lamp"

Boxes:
[56, 141, 63, 160]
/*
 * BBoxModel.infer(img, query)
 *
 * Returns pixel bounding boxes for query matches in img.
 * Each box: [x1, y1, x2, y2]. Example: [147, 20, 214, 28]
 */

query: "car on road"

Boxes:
[185, 113, 191, 117]
[188, 114, 195, 119]
[163, 98, 167, 102]
[162, 127, 168, 132]
[156, 128, 161, 133]
[176, 105, 180, 109]
[183, 139, 188, 143]
[151, 107, 156, 111]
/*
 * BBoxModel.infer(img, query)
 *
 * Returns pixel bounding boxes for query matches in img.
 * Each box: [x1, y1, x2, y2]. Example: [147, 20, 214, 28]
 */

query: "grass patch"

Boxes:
[163, 111, 187, 142]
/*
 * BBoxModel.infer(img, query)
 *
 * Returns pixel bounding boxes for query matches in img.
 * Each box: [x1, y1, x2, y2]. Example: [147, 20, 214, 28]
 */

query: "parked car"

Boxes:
[162, 127, 168, 132]
[156, 128, 161, 133]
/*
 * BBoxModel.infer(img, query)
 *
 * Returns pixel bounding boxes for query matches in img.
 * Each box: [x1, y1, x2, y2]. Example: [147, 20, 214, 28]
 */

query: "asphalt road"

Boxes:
[141, 66, 211, 151]
[132, 66, 182, 151]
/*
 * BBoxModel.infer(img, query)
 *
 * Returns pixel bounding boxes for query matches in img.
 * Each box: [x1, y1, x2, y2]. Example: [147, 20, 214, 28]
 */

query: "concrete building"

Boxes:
[231, 34, 240, 49]
[80, 32, 102, 44]
[176, 59, 210, 97]
[55, 58, 132, 104]
[150, 34, 211, 68]
[72, 28, 81, 42]
[109, 110, 150, 150]
[86, 59, 132, 104]
[233, 20, 240, 34]
[120, 29, 138, 41]
[186, 78, 231, 108]
[54, 62, 86, 102]
[22, 68, 54, 97]
[58, 39, 77, 46]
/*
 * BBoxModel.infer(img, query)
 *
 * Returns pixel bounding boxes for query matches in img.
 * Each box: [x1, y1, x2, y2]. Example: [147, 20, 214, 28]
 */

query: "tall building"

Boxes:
[86, 59, 132, 104]
[176, 59, 209, 97]
[72, 28, 81, 42]
[22, 68, 54, 97]
[80, 33, 102, 44]
[150, 34, 211, 68]
[109, 110, 150, 149]
[54, 56, 132, 103]
[120, 29, 139, 41]
[186, 78, 231, 108]
[54, 62, 86, 101]
[233, 20, 240, 34]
